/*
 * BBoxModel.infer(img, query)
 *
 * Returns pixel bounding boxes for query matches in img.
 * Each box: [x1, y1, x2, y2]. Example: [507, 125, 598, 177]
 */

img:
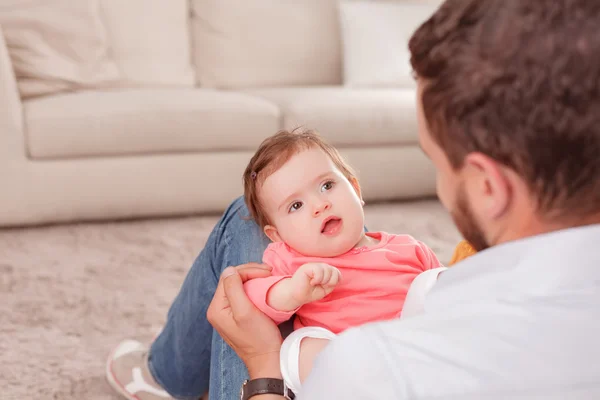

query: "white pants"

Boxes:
[279, 266, 447, 395]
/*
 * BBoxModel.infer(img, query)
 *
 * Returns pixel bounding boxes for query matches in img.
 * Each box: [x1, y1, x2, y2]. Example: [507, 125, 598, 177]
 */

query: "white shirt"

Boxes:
[300, 224, 600, 399]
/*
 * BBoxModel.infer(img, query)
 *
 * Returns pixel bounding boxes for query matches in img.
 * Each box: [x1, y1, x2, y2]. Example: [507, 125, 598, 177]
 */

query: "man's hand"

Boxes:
[207, 263, 283, 379]
[290, 262, 341, 305]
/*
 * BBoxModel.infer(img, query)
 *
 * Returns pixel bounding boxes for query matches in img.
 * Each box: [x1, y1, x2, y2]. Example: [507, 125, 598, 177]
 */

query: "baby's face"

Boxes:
[259, 148, 365, 257]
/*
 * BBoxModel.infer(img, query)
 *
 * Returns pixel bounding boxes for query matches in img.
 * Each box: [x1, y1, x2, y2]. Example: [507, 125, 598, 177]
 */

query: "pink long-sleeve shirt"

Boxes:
[243, 232, 441, 334]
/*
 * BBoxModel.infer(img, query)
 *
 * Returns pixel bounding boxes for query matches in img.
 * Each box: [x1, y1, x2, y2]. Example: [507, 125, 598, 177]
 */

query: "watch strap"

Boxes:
[240, 378, 295, 400]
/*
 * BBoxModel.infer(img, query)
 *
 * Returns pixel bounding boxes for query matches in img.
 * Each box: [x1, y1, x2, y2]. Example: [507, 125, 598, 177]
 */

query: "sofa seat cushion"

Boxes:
[243, 87, 419, 147]
[24, 89, 280, 159]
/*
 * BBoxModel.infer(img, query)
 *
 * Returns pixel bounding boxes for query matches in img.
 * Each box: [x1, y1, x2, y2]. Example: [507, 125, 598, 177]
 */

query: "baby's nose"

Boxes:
[313, 201, 331, 216]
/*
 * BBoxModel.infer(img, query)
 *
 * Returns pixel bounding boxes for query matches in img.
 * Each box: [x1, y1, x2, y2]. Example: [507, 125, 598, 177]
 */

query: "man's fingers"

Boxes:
[220, 265, 271, 282]
[236, 266, 273, 282]
[210, 265, 270, 320]
[223, 269, 257, 322]
[236, 262, 272, 271]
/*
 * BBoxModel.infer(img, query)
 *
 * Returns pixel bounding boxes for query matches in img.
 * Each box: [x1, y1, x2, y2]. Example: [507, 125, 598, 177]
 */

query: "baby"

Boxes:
[242, 129, 446, 394]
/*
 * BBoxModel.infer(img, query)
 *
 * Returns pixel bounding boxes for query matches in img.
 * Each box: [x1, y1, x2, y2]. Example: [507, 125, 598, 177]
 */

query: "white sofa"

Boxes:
[0, 0, 440, 227]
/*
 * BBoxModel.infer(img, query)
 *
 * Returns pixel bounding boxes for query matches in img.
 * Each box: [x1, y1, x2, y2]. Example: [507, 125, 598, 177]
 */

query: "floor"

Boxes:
[0, 199, 462, 399]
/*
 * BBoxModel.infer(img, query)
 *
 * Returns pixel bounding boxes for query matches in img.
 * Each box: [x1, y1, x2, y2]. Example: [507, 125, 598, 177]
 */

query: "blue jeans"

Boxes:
[148, 196, 271, 400]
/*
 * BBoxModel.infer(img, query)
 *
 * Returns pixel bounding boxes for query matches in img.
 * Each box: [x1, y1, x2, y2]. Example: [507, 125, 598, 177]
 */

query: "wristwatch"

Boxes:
[240, 378, 295, 400]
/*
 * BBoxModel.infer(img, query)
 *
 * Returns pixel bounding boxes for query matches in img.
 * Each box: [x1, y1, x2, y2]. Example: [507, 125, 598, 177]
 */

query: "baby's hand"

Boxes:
[290, 262, 341, 305]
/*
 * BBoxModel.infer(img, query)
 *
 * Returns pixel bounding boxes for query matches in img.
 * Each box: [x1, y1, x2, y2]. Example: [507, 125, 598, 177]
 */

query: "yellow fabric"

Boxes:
[449, 240, 477, 265]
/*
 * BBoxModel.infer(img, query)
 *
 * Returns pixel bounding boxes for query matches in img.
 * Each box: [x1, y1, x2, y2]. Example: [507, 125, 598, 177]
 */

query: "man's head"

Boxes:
[410, 0, 600, 250]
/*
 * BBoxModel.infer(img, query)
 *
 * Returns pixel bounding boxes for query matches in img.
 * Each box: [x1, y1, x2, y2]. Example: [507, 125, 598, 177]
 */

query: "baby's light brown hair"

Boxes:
[243, 128, 358, 228]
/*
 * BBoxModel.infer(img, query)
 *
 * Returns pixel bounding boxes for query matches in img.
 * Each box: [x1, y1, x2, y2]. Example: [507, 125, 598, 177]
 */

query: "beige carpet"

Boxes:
[0, 199, 462, 399]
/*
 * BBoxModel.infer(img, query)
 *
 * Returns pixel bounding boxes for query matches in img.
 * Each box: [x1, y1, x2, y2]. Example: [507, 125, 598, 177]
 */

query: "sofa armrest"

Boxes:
[0, 24, 26, 163]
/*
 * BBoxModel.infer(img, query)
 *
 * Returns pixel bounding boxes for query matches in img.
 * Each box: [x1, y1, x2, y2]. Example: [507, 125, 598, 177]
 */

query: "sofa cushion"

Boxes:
[100, 0, 195, 87]
[0, 0, 120, 99]
[244, 87, 420, 146]
[190, 0, 342, 89]
[24, 89, 280, 159]
[339, 1, 440, 88]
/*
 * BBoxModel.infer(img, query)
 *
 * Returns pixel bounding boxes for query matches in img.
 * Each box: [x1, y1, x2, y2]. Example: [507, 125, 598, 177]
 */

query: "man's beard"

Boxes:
[451, 185, 490, 252]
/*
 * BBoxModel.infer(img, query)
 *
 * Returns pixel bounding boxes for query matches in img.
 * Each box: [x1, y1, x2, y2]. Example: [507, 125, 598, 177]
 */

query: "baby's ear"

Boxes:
[264, 225, 282, 242]
[350, 177, 363, 202]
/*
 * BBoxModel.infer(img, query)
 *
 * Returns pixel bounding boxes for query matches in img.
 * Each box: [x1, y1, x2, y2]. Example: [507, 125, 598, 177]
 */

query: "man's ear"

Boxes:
[264, 225, 282, 242]
[464, 152, 511, 219]
[350, 177, 364, 205]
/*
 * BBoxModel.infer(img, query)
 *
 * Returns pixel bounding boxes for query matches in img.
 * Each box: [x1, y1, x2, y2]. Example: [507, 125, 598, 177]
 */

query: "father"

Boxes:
[108, 0, 600, 399]
[207, 0, 600, 399]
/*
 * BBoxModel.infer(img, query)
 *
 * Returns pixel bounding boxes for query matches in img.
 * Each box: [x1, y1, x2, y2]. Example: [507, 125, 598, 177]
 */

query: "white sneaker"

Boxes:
[106, 340, 174, 400]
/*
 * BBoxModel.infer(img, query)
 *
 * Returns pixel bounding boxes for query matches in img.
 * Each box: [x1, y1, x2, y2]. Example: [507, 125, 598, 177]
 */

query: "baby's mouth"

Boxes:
[321, 216, 342, 234]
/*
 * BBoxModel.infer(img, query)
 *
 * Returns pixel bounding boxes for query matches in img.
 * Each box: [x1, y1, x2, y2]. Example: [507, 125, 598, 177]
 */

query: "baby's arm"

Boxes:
[244, 246, 341, 323]
[268, 262, 342, 311]
[266, 278, 302, 311]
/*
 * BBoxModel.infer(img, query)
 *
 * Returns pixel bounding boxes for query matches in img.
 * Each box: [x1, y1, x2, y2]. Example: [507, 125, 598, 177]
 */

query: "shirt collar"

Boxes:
[429, 223, 600, 307]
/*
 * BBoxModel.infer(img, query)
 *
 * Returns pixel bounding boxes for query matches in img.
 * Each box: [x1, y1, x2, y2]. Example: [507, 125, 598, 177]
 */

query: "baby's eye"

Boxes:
[289, 201, 303, 213]
[321, 181, 335, 192]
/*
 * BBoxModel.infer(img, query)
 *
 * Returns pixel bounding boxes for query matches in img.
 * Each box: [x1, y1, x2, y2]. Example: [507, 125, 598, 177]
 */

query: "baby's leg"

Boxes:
[299, 337, 330, 383]
[280, 327, 336, 395]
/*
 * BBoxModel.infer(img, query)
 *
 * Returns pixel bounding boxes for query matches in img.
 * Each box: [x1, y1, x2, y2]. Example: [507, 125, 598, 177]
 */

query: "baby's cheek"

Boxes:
[347, 213, 366, 236]
[283, 228, 315, 252]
